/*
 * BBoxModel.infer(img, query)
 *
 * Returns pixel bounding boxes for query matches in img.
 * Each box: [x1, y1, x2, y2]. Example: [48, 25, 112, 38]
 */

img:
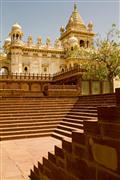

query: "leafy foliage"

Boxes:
[89, 24, 120, 80]
[67, 24, 120, 83]
[66, 45, 90, 59]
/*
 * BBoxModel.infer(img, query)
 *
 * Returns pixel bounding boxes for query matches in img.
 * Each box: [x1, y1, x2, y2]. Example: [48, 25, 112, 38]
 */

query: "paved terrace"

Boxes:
[0, 137, 61, 180]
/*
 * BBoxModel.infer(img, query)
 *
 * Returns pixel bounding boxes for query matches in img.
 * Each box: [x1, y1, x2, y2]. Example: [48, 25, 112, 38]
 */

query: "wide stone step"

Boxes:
[66, 114, 97, 119]
[0, 101, 76, 104]
[0, 132, 51, 141]
[0, 124, 57, 132]
[71, 108, 97, 113]
[74, 102, 115, 107]
[60, 121, 83, 129]
[0, 111, 68, 117]
[63, 117, 96, 124]
[0, 105, 72, 108]
[0, 99, 75, 102]
[78, 97, 115, 101]
[0, 120, 60, 128]
[0, 127, 55, 136]
[57, 124, 83, 132]
[0, 98, 77, 102]
[79, 94, 115, 98]
[51, 132, 71, 141]
[0, 117, 62, 124]
[0, 104, 74, 108]
[0, 114, 65, 120]
[54, 128, 72, 137]
[52, 129, 83, 140]
[69, 111, 97, 117]
[72, 106, 97, 109]
[0, 101, 74, 106]
[0, 108, 70, 113]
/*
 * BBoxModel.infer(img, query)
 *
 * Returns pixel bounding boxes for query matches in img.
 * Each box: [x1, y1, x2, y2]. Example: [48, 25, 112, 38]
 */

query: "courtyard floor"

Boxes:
[0, 137, 62, 180]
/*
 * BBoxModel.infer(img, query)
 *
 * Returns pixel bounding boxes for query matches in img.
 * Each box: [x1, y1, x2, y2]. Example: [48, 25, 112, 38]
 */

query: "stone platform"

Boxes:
[0, 137, 61, 180]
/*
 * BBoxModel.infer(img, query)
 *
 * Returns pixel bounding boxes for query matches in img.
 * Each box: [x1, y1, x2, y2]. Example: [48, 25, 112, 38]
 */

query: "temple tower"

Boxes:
[59, 3, 95, 49]
[9, 23, 24, 74]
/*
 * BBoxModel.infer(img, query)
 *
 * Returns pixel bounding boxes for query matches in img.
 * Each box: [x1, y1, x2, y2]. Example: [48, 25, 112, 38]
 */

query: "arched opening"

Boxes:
[16, 34, 19, 40]
[80, 40, 85, 47]
[43, 67, 47, 73]
[13, 34, 15, 40]
[71, 47, 74, 51]
[24, 66, 28, 73]
[87, 41, 89, 48]
[69, 64, 72, 69]
[0, 67, 9, 75]
[61, 68, 64, 72]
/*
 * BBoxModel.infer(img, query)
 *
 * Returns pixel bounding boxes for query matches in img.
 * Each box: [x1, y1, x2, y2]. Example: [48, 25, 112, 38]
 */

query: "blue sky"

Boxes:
[0, 0, 120, 48]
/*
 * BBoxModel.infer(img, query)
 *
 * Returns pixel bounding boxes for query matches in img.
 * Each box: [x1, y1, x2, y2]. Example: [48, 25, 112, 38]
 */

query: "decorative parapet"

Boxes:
[0, 73, 53, 81]
[53, 65, 86, 81]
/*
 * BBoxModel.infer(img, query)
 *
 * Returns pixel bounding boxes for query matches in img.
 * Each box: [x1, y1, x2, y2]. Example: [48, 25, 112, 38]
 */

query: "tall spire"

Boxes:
[65, 2, 86, 31]
[74, 2, 77, 12]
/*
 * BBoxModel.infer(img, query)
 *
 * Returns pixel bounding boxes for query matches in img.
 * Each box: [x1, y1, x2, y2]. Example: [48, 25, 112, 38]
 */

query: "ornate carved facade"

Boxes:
[0, 4, 94, 75]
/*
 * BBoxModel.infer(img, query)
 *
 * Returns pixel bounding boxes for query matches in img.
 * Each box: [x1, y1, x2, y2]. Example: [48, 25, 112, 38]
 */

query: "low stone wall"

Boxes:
[0, 74, 112, 96]
[81, 80, 111, 95]
[47, 85, 79, 97]
[0, 89, 44, 97]
[0, 81, 43, 91]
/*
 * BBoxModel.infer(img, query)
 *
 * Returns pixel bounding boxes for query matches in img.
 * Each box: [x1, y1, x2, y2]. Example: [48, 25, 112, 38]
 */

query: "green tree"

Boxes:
[66, 25, 120, 93]
[89, 24, 120, 92]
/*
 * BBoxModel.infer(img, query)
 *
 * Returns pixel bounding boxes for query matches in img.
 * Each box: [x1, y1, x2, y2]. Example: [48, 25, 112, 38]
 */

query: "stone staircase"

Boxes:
[29, 90, 120, 180]
[52, 93, 116, 140]
[0, 93, 116, 141]
[0, 97, 77, 141]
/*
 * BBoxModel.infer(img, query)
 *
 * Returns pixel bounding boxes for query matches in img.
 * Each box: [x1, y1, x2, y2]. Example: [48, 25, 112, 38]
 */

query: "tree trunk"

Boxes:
[108, 78, 114, 93]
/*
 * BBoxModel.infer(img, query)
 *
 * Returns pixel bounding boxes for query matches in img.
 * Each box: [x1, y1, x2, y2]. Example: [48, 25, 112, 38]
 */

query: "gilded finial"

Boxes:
[74, 2, 77, 11]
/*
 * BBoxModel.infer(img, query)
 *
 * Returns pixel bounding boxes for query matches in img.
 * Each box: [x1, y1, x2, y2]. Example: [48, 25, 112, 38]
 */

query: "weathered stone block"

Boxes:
[55, 146, 64, 159]
[50, 166, 68, 180]
[48, 152, 56, 164]
[43, 157, 51, 170]
[84, 121, 100, 135]
[100, 123, 120, 139]
[88, 137, 120, 175]
[43, 166, 52, 179]
[62, 140, 72, 154]
[38, 161, 43, 172]
[117, 149, 120, 174]
[57, 158, 65, 169]
[97, 169, 120, 180]
[116, 88, 120, 106]
[89, 139, 118, 171]
[72, 131, 85, 145]
[66, 157, 96, 179]
[98, 106, 120, 121]
[73, 144, 85, 159]
[34, 165, 39, 175]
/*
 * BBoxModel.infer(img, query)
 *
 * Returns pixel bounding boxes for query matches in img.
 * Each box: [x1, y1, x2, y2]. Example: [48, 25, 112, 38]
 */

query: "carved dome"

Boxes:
[10, 22, 24, 39]
[88, 21, 93, 27]
[12, 22, 22, 31]
[88, 21, 93, 31]
[5, 37, 11, 43]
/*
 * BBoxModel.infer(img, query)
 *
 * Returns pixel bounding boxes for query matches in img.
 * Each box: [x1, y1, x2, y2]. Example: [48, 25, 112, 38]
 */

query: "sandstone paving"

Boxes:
[0, 137, 61, 180]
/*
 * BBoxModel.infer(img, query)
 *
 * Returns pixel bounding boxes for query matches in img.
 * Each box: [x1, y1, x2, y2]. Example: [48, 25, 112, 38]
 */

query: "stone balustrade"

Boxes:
[0, 73, 53, 81]
[53, 66, 86, 81]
